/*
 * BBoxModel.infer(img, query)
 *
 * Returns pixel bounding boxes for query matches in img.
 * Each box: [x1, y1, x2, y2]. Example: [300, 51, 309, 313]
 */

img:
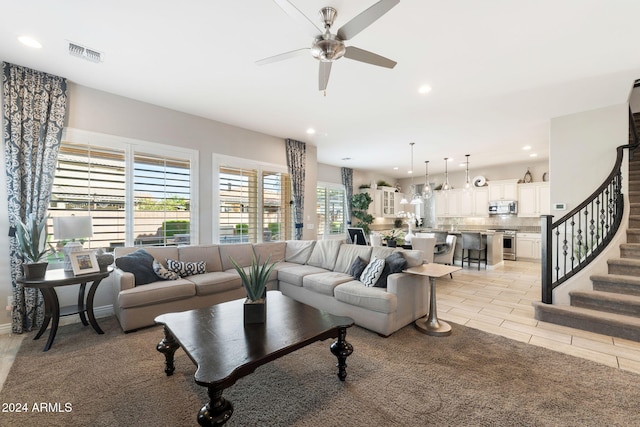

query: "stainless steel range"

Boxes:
[488, 229, 517, 261]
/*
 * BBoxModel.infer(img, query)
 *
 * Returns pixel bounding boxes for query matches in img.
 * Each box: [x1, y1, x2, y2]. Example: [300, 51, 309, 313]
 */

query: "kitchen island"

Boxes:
[422, 230, 503, 268]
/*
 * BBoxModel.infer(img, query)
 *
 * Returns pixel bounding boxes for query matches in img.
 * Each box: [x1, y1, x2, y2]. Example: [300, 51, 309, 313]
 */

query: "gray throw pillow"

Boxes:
[349, 256, 368, 279]
[115, 249, 157, 286]
[374, 252, 407, 288]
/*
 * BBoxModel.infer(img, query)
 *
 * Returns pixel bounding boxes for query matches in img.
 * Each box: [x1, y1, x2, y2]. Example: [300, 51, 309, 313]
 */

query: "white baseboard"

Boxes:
[0, 304, 114, 335]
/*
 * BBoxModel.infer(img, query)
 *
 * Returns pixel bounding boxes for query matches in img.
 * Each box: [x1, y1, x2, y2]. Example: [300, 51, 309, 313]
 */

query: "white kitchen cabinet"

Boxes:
[459, 188, 489, 217]
[518, 182, 550, 217]
[489, 180, 518, 201]
[435, 190, 459, 217]
[380, 187, 397, 217]
[517, 232, 541, 260]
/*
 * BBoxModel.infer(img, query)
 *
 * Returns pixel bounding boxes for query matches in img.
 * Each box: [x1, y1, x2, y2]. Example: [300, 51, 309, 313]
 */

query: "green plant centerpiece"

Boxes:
[382, 229, 405, 247]
[230, 254, 277, 324]
[351, 192, 374, 235]
[15, 213, 52, 279]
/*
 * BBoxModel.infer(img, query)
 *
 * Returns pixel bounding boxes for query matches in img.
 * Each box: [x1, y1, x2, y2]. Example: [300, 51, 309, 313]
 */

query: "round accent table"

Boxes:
[17, 267, 112, 351]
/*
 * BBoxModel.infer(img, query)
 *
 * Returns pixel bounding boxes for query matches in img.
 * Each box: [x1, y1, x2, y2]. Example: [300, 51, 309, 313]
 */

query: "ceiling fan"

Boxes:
[256, 0, 400, 92]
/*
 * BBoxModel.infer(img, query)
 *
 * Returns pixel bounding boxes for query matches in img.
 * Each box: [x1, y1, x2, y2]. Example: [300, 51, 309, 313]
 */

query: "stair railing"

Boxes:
[541, 107, 639, 303]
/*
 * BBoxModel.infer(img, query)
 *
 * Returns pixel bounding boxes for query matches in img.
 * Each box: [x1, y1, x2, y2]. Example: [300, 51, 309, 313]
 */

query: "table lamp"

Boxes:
[53, 216, 93, 271]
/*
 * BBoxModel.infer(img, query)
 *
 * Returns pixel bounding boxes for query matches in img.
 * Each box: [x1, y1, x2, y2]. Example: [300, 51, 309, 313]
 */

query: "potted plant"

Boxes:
[15, 213, 52, 279]
[230, 254, 277, 324]
[382, 229, 405, 247]
[351, 192, 374, 234]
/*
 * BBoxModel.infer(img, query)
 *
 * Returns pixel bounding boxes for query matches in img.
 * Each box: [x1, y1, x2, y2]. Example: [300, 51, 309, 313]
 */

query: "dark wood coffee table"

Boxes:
[155, 291, 354, 426]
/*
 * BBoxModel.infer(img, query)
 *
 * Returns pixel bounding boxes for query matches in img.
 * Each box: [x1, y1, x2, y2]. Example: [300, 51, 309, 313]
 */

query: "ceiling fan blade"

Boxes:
[255, 48, 309, 66]
[344, 46, 397, 68]
[319, 61, 332, 91]
[337, 0, 400, 41]
[272, 0, 322, 38]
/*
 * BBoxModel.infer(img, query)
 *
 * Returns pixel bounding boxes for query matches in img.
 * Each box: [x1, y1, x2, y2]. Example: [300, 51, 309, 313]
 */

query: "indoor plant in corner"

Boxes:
[230, 254, 277, 324]
[15, 213, 52, 280]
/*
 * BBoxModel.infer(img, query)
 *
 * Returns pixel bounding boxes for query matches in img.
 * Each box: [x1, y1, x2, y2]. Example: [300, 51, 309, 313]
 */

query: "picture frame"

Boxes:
[70, 250, 99, 275]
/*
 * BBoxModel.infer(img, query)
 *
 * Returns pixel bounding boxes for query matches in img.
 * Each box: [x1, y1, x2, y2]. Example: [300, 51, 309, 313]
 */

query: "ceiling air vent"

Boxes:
[68, 42, 103, 63]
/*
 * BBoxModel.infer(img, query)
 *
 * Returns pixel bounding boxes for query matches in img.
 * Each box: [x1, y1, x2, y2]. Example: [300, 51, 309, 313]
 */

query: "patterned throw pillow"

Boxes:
[166, 259, 206, 277]
[153, 260, 180, 280]
[359, 257, 385, 287]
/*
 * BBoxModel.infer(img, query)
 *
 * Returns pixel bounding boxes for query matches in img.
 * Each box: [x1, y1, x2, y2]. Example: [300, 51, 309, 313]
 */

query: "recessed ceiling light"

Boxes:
[306, 128, 315, 134]
[18, 36, 41, 49]
[393, 167, 399, 170]
[522, 145, 531, 151]
[530, 153, 538, 157]
[418, 85, 432, 94]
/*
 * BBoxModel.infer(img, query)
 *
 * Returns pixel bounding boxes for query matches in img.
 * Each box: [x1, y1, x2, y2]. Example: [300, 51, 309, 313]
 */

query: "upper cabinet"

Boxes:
[380, 187, 397, 217]
[435, 188, 488, 218]
[517, 182, 550, 217]
[489, 179, 518, 200]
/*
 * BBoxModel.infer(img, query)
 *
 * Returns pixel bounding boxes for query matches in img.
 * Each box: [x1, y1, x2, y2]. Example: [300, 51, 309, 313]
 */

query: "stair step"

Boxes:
[571, 290, 640, 317]
[629, 216, 640, 228]
[592, 273, 640, 296]
[627, 229, 640, 243]
[533, 301, 640, 342]
[631, 203, 640, 216]
[608, 257, 640, 275]
[620, 243, 640, 258]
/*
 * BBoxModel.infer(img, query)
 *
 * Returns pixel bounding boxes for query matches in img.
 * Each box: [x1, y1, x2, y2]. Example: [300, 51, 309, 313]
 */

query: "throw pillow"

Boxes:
[375, 252, 407, 288]
[153, 260, 180, 280]
[349, 256, 368, 279]
[359, 257, 385, 287]
[166, 259, 206, 277]
[114, 249, 157, 286]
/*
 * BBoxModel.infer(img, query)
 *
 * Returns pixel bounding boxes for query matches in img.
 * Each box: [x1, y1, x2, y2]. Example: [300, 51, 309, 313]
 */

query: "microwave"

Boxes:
[488, 200, 517, 215]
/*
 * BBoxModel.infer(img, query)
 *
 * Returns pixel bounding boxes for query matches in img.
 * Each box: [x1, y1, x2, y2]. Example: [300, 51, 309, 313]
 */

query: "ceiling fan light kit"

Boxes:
[259, 0, 400, 91]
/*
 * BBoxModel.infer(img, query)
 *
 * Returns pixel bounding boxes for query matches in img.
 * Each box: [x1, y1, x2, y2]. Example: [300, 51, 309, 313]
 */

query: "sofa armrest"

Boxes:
[113, 268, 135, 292]
[386, 272, 429, 315]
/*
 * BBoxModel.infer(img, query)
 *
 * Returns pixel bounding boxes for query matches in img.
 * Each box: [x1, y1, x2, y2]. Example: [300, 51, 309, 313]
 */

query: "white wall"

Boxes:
[0, 82, 318, 330]
[549, 103, 628, 213]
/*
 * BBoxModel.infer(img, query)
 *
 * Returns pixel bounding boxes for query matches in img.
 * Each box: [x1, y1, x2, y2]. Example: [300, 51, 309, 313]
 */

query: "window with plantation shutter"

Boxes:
[49, 143, 126, 251]
[316, 183, 346, 239]
[133, 153, 191, 246]
[218, 164, 292, 244]
[48, 133, 196, 256]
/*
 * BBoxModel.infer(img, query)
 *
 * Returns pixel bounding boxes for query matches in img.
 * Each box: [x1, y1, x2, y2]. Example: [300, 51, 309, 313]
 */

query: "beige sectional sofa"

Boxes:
[112, 240, 429, 336]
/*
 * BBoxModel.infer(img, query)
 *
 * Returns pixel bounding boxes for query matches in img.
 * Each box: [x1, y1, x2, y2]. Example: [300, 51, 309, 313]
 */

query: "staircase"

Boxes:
[533, 153, 640, 342]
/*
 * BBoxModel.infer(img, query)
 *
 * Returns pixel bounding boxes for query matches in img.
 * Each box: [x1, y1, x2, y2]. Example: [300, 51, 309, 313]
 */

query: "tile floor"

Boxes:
[2, 259, 640, 393]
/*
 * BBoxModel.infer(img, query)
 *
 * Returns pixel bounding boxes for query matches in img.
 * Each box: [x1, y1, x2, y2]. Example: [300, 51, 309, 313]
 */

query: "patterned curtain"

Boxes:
[341, 167, 353, 226]
[285, 139, 306, 240]
[2, 63, 68, 333]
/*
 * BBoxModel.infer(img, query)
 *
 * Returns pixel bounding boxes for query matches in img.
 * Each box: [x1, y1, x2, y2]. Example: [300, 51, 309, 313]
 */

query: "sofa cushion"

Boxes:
[360, 257, 386, 287]
[115, 249, 157, 286]
[115, 246, 179, 268]
[306, 240, 342, 271]
[334, 281, 398, 314]
[302, 272, 354, 296]
[166, 259, 206, 277]
[333, 244, 372, 274]
[188, 272, 242, 296]
[118, 279, 196, 309]
[375, 252, 407, 288]
[396, 249, 424, 268]
[153, 260, 180, 280]
[253, 242, 286, 263]
[277, 265, 328, 287]
[179, 245, 223, 272]
[219, 244, 254, 271]
[372, 246, 396, 260]
[349, 256, 368, 279]
[285, 240, 316, 264]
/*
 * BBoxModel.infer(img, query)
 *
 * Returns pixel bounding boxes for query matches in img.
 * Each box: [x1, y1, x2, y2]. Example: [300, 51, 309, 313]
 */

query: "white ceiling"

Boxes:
[2, 0, 640, 177]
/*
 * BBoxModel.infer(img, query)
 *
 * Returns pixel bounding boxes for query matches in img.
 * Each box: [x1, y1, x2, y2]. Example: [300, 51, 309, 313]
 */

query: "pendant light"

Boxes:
[409, 142, 422, 205]
[442, 157, 451, 191]
[463, 154, 473, 192]
[422, 160, 432, 200]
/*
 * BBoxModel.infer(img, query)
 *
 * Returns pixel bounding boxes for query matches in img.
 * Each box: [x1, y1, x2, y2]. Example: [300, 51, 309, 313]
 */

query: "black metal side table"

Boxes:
[17, 267, 112, 351]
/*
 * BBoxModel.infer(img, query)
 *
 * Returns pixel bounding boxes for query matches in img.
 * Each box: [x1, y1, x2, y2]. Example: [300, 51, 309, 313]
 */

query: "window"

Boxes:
[218, 162, 291, 244]
[316, 183, 346, 239]
[49, 130, 197, 252]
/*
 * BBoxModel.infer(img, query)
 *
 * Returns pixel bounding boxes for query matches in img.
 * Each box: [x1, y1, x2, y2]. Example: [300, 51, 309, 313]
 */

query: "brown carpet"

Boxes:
[2, 316, 640, 426]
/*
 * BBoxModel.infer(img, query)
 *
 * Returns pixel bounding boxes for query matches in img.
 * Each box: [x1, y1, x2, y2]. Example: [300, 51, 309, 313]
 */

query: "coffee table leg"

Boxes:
[156, 326, 180, 376]
[330, 327, 353, 381]
[197, 387, 233, 426]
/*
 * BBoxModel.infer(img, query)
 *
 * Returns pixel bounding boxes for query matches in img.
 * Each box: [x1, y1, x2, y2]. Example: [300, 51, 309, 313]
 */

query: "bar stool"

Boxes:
[461, 232, 487, 270]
